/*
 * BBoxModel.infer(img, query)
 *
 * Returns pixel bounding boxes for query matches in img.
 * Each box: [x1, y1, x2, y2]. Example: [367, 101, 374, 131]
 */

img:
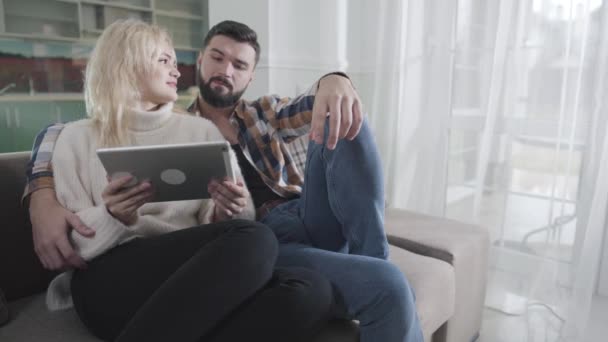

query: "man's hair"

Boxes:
[203, 20, 261, 65]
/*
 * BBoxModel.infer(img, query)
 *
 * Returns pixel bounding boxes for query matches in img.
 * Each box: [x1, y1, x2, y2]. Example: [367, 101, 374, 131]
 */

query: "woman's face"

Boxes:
[138, 40, 180, 110]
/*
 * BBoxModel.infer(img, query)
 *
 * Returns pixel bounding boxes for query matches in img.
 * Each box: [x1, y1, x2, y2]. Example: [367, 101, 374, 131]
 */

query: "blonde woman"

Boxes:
[46, 19, 332, 342]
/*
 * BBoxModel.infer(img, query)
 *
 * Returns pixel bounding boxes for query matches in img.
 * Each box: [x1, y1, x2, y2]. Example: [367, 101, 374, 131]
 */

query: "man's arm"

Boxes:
[25, 124, 93, 271]
[265, 72, 363, 150]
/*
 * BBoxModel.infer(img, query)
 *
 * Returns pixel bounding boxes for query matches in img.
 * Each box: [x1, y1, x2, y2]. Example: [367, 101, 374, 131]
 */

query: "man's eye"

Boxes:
[159, 58, 168, 64]
[212, 57, 222, 62]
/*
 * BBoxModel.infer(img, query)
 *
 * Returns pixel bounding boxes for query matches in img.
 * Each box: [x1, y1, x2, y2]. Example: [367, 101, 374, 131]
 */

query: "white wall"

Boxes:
[208, 0, 356, 99]
[599, 220, 608, 296]
[208, 0, 271, 99]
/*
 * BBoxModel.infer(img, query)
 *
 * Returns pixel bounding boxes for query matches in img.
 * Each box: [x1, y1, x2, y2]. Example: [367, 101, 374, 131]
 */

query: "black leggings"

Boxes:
[71, 219, 333, 342]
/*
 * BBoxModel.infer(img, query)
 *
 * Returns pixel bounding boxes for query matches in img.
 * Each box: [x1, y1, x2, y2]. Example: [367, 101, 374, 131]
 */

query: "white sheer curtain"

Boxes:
[348, 0, 608, 341]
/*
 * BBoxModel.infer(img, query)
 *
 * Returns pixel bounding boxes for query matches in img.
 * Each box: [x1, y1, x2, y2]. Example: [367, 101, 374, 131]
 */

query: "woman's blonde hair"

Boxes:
[84, 19, 173, 147]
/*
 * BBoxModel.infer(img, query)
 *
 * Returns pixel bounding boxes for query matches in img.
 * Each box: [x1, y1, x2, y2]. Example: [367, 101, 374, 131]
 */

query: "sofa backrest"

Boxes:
[0, 152, 55, 301]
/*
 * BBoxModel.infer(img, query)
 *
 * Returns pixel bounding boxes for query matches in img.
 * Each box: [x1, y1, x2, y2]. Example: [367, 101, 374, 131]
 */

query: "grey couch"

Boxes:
[0, 151, 489, 342]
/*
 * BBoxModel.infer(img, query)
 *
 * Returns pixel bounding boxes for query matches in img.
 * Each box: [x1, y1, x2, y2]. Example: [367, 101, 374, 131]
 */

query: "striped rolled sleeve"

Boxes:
[22, 123, 65, 202]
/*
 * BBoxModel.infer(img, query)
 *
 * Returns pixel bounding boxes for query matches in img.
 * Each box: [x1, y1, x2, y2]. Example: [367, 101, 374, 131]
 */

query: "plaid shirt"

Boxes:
[23, 83, 319, 201]
[187, 84, 319, 198]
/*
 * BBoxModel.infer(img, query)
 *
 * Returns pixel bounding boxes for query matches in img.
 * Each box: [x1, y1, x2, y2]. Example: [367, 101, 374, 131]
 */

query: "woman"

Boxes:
[46, 19, 332, 342]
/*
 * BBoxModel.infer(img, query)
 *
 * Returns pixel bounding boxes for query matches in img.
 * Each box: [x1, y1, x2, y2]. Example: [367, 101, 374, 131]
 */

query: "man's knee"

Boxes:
[373, 261, 416, 314]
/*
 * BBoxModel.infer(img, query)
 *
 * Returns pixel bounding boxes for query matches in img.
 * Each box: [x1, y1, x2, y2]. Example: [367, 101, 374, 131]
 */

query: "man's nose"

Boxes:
[220, 61, 234, 77]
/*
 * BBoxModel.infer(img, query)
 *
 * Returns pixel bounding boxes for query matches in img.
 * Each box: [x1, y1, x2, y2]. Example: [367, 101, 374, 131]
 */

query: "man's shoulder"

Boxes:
[244, 94, 287, 106]
[235, 94, 293, 116]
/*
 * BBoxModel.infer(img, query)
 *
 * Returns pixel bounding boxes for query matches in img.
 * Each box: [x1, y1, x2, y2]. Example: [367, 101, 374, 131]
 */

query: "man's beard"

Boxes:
[198, 76, 246, 108]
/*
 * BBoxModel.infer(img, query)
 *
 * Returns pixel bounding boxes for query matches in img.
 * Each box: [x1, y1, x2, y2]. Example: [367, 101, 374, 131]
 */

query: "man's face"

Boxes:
[197, 35, 256, 108]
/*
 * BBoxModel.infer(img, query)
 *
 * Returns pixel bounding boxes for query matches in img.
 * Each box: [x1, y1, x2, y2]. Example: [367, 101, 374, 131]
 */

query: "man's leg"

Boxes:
[277, 243, 423, 342]
[300, 118, 388, 259]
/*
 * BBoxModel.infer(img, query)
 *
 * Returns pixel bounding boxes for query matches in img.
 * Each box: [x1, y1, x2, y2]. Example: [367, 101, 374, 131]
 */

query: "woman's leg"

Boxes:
[71, 219, 278, 342]
[205, 267, 333, 342]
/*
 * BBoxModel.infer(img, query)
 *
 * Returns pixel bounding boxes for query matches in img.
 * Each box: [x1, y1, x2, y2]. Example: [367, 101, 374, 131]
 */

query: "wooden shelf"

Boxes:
[0, 32, 79, 42]
[0, 1, 207, 50]
[79, 0, 152, 12]
[155, 10, 204, 21]
[0, 93, 84, 102]
[0, 92, 195, 103]
[5, 12, 78, 24]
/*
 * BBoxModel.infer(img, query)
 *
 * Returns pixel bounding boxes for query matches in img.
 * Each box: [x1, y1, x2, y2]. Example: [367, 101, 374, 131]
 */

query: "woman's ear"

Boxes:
[196, 52, 203, 68]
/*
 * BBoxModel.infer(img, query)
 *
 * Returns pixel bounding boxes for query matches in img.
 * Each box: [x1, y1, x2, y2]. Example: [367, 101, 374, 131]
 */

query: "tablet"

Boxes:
[96, 141, 234, 202]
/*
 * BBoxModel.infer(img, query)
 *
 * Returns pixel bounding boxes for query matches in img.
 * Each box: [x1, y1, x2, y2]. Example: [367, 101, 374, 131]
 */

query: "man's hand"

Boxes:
[30, 188, 94, 271]
[310, 74, 363, 150]
[103, 175, 154, 226]
[208, 177, 249, 221]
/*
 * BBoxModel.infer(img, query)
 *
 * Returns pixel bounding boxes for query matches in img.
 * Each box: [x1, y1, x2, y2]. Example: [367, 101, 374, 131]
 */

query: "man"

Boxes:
[26, 20, 422, 342]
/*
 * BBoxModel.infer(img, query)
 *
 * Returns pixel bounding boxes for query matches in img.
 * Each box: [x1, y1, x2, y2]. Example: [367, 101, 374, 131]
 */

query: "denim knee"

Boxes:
[370, 261, 416, 317]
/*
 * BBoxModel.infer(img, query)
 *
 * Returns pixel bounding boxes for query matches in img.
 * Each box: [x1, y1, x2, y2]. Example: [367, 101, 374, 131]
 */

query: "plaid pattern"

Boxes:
[24, 89, 316, 201]
[22, 123, 66, 201]
[188, 84, 318, 198]
[23, 74, 347, 201]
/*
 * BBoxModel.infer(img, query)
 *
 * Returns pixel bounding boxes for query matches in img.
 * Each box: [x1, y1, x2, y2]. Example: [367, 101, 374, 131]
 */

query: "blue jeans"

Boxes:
[261, 119, 423, 342]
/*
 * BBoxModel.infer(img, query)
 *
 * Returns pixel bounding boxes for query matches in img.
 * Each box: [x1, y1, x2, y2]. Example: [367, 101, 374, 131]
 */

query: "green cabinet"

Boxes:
[0, 97, 86, 152]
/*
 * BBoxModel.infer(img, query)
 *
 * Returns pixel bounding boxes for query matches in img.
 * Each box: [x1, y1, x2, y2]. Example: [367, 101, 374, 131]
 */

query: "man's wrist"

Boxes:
[321, 71, 349, 80]
[317, 72, 352, 91]
[28, 188, 58, 215]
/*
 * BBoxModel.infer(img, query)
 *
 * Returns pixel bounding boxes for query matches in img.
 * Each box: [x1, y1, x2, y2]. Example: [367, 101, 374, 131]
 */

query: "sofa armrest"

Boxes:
[384, 209, 489, 342]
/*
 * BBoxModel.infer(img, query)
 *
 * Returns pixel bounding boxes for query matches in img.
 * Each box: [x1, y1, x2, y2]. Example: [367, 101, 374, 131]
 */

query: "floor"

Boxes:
[477, 269, 608, 342]
[445, 186, 607, 341]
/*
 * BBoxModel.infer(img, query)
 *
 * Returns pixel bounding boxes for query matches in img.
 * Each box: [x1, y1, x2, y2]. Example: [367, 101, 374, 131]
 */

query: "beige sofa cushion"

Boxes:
[389, 244, 455, 342]
[385, 209, 489, 342]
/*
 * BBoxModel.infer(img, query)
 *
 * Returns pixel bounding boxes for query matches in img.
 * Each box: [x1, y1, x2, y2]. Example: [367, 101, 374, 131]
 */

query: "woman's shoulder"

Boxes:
[56, 119, 97, 147]
[62, 118, 96, 134]
[171, 110, 219, 133]
[168, 113, 224, 142]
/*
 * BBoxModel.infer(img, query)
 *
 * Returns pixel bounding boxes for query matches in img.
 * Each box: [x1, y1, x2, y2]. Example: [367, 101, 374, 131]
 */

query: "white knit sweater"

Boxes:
[46, 102, 253, 310]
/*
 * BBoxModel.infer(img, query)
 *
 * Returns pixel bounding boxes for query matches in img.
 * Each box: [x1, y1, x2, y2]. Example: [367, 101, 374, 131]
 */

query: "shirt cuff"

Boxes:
[317, 72, 352, 91]
[21, 176, 56, 207]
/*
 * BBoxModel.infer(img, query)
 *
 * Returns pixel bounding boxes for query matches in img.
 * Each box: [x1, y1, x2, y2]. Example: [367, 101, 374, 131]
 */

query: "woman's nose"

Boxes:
[171, 66, 180, 78]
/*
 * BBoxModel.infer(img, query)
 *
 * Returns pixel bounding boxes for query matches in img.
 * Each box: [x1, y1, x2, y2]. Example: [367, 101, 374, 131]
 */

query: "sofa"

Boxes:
[0, 151, 489, 342]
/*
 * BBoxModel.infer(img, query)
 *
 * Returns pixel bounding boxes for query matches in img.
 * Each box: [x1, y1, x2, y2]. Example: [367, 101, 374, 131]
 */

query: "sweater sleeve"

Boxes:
[53, 123, 131, 261]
